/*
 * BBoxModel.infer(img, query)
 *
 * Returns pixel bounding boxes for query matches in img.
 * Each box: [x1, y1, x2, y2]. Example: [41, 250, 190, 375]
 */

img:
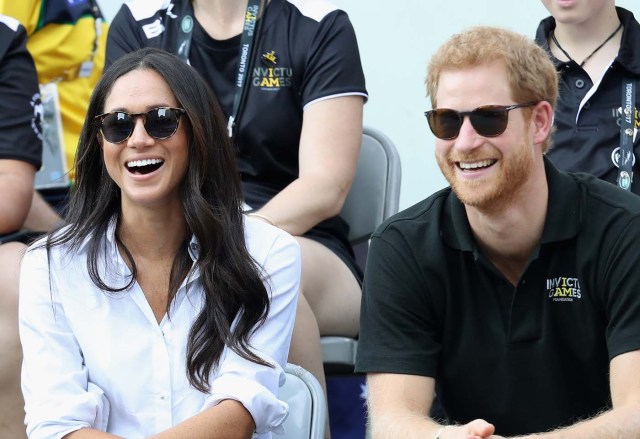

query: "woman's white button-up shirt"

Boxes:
[19, 216, 301, 439]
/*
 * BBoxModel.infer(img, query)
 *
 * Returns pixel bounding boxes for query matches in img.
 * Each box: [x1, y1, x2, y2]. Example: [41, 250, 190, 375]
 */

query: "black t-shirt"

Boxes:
[0, 15, 42, 168]
[535, 7, 640, 193]
[356, 159, 640, 436]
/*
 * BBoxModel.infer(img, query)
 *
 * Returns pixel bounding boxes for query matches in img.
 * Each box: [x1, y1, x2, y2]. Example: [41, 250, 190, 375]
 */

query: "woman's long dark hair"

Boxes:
[45, 48, 271, 392]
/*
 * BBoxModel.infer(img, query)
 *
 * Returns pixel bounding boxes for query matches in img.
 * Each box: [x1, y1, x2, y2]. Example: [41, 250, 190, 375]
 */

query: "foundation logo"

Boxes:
[261, 50, 277, 66]
[252, 61, 292, 90]
[546, 276, 582, 302]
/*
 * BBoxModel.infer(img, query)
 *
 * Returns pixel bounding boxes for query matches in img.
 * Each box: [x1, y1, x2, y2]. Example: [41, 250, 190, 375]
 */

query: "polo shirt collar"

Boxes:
[441, 156, 582, 253]
[535, 7, 640, 75]
[535, 16, 557, 64]
[616, 7, 640, 75]
[539, 156, 582, 243]
[441, 189, 475, 253]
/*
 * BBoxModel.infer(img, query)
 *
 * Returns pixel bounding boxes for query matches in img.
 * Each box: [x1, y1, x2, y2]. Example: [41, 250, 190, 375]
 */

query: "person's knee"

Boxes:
[294, 237, 360, 298]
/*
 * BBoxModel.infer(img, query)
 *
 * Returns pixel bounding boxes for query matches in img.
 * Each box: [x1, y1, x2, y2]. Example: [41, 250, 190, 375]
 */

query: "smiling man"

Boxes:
[355, 26, 640, 439]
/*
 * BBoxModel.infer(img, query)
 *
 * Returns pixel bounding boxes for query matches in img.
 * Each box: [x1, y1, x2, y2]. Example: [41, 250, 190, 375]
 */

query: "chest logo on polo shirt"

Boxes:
[252, 50, 292, 90]
[261, 51, 277, 66]
[546, 276, 582, 302]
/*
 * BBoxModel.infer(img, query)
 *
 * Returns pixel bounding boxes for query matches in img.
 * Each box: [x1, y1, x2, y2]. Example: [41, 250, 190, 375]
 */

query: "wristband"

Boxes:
[248, 212, 277, 227]
[434, 425, 448, 439]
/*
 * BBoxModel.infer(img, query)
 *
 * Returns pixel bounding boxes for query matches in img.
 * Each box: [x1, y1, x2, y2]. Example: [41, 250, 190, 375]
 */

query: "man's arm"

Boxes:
[0, 159, 35, 234]
[367, 373, 495, 439]
[513, 350, 640, 439]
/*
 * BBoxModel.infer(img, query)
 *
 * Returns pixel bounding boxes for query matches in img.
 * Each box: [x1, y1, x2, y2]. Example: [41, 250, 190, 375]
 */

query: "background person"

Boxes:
[535, 0, 640, 193]
[105, 0, 367, 422]
[0, 0, 109, 230]
[356, 26, 640, 438]
[0, 14, 42, 439]
[19, 48, 300, 439]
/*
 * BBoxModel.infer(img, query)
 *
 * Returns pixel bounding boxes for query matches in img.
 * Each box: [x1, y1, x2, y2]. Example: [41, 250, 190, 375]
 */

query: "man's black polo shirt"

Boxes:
[535, 7, 640, 193]
[356, 158, 640, 436]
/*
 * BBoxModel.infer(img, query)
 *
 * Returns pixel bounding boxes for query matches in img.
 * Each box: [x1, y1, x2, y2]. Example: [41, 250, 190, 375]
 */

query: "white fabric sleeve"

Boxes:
[203, 232, 301, 435]
[19, 247, 110, 439]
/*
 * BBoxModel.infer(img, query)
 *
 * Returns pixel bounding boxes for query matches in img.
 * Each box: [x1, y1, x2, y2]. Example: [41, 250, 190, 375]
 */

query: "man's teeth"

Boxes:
[127, 158, 163, 168]
[459, 160, 494, 170]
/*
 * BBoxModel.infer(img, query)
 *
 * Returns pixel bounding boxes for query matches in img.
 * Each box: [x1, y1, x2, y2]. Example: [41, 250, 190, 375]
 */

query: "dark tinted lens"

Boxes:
[427, 109, 463, 140]
[469, 107, 509, 137]
[101, 112, 133, 143]
[145, 108, 180, 139]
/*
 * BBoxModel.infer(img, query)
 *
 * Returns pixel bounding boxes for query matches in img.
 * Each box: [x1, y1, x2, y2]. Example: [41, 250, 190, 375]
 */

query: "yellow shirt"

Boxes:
[0, 0, 108, 179]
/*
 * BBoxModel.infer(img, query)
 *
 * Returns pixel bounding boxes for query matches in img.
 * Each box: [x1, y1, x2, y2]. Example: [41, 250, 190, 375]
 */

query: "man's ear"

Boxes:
[531, 100, 554, 147]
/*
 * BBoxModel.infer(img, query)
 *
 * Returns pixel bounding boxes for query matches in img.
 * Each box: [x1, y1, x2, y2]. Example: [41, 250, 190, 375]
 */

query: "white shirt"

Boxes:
[19, 216, 301, 439]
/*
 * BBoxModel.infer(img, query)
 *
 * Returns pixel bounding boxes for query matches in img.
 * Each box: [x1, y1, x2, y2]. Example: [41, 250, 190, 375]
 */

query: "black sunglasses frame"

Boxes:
[424, 101, 539, 140]
[94, 107, 187, 144]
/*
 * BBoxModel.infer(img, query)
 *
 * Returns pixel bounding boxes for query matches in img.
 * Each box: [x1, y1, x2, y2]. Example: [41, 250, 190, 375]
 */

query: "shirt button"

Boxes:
[160, 395, 165, 400]
[583, 101, 590, 109]
[190, 242, 199, 252]
[575, 79, 585, 89]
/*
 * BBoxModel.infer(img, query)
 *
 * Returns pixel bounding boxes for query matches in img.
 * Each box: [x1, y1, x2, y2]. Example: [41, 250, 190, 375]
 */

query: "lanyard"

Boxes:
[171, 0, 263, 138]
[228, 0, 262, 138]
[617, 79, 636, 190]
[78, 0, 102, 78]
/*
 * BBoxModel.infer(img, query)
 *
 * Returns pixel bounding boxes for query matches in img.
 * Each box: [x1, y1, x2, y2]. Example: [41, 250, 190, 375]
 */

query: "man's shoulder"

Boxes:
[372, 187, 452, 241]
[570, 171, 640, 216]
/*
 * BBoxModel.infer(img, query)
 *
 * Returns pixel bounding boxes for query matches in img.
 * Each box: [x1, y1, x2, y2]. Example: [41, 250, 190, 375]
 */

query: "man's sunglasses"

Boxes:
[424, 101, 538, 140]
[94, 107, 187, 144]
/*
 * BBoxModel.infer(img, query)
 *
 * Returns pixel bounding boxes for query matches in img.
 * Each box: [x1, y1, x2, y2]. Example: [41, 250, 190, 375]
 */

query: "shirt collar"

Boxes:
[539, 156, 582, 243]
[616, 7, 640, 75]
[441, 156, 582, 253]
[535, 7, 640, 75]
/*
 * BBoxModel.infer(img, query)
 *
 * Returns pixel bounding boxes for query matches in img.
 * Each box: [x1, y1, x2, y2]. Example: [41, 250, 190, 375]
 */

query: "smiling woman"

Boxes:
[99, 69, 190, 212]
[18, 48, 301, 439]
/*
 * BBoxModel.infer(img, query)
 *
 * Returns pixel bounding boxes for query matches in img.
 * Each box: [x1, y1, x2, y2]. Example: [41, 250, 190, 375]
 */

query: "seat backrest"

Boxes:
[35, 82, 70, 190]
[341, 127, 402, 244]
[279, 363, 327, 439]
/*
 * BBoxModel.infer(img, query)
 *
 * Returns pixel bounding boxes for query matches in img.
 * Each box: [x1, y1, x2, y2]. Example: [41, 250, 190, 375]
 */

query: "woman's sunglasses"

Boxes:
[424, 101, 538, 140]
[94, 107, 187, 144]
